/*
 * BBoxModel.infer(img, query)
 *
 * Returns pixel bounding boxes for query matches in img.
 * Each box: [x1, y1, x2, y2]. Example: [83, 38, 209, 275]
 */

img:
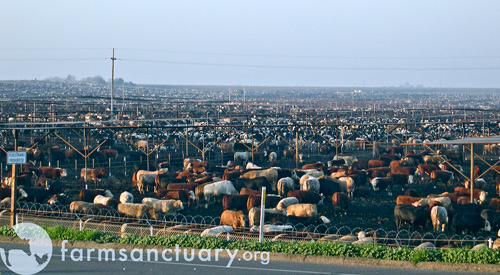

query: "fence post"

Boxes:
[124, 157, 127, 176]
[259, 187, 266, 243]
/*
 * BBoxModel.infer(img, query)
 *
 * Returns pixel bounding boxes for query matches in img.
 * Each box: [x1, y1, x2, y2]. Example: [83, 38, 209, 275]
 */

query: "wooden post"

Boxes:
[10, 163, 17, 226]
[10, 130, 18, 226]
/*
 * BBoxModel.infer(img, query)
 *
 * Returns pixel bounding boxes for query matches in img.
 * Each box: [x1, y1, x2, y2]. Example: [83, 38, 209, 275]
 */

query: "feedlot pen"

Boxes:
[0, 120, 499, 247]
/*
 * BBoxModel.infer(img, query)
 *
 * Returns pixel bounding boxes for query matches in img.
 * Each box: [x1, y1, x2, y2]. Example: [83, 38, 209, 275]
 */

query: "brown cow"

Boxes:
[159, 189, 195, 206]
[176, 170, 194, 181]
[99, 149, 118, 159]
[194, 175, 213, 184]
[348, 169, 368, 186]
[39, 167, 67, 180]
[417, 164, 440, 181]
[220, 210, 247, 229]
[167, 183, 198, 192]
[366, 167, 390, 179]
[239, 187, 261, 196]
[286, 190, 323, 205]
[332, 192, 349, 215]
[430, 170, 454, 188]
[453, 187, 483, 200]
[246, 195, 282, 210]
[35, 176, 53, 188]
[302, 162, 325, 171]
[64, 149, 75, 162]
[390, 160, 403, 171]
[3, 172, 35, 188]
[396, 195, 422, 205]
[473, 165, 482, 179]
[222, 170, 241, 181]
[489, 198, 500, 211]
[188, 161, 209, 173]
[80, 168, 106, 187]
[222, 194, 249, 211]
[368, 160, 387, 168]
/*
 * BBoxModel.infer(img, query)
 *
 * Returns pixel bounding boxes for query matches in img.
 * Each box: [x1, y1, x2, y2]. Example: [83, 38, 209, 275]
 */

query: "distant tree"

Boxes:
[80, 75, 106, 85]
[113, 78, 125, 85]
[66, 74, 76, 82]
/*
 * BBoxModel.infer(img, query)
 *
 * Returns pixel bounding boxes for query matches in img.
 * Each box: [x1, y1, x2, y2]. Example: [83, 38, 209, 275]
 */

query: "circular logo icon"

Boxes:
[0, 223, 52, 275]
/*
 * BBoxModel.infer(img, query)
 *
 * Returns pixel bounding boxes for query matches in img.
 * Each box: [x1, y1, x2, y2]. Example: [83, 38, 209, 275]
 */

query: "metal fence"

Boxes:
[0, 202, 496, 249]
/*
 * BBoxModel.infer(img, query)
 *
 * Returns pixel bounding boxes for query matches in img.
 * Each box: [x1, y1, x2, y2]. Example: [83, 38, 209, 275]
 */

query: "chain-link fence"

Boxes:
[0, 202, 496, 249]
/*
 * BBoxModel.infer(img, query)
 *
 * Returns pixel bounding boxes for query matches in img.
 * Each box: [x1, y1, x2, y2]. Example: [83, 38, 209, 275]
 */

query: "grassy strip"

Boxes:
[1, 225, 499, 265]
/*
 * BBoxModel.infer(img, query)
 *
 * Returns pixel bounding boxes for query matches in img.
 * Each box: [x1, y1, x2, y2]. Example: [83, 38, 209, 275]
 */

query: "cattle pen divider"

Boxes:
[0, 202, 496, 250]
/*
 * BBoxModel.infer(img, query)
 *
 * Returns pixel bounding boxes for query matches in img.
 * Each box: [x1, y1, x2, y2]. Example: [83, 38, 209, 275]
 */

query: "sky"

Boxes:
[1, 0, 500, 88]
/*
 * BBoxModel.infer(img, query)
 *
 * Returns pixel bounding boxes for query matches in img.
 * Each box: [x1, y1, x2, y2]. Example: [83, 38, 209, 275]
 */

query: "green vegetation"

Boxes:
[1, 225, 499, 265]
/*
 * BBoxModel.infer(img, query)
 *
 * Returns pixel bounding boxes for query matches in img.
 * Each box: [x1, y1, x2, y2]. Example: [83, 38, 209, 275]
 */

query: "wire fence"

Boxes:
[0, 202, 496, 249]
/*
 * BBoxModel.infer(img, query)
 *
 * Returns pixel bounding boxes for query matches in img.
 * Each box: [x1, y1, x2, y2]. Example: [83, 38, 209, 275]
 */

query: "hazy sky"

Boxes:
[1, 0, 500, 88]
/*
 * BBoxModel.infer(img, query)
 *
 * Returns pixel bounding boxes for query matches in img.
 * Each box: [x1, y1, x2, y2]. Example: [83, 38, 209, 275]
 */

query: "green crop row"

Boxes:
[1, 225, 499, 265]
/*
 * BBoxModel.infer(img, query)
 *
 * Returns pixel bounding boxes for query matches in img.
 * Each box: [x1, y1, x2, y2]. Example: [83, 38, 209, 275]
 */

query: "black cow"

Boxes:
[394, 204, 429, 231]
[19, 186, 51, 203]
[452, 212, 491, 235]
[232, 177, 270, 192]
[318, 178, 341, 196]
[286, 215, 325, 226]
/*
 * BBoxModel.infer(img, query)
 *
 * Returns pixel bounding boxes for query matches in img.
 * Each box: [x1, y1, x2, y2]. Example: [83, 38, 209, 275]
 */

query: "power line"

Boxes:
[117, 47, 500, 60]
[0, 58, 108, 61]
[119, 58, 500, 71]
[0, 47, 111, 51]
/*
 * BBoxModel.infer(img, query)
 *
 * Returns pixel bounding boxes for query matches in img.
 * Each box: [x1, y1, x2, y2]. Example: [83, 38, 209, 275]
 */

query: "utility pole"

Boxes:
[111, 48, 116, 114]
[10, 130, 18, 226]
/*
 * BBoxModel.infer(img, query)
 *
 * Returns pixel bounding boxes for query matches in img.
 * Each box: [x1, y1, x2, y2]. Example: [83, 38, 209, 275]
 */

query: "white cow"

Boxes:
[203, 180, 238, 202]
[142, 197, 184, 213]
[201, 225, 234, 237]
[431, 206, 448, 233]
[119, 191, 134, 204]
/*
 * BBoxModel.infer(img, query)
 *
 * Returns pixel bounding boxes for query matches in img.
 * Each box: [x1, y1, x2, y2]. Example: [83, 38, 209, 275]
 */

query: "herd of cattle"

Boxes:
[1, 145, 500, 239]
